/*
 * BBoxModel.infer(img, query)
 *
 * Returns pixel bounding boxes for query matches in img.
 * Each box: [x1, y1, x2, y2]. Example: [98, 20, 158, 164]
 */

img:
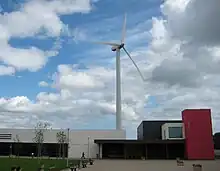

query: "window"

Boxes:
[0, 133, 12, 139]
[168, 127, 183, 138]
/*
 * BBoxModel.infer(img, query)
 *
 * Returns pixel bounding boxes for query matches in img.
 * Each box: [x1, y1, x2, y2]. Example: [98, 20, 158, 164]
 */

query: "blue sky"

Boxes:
[1, 0, 220, 138]
[0, 0, 160, 98]
[0, 0, 164, 138]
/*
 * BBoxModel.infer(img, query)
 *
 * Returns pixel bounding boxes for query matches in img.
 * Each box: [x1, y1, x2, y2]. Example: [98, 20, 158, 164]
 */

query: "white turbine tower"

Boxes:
[94, 14, 145, 130]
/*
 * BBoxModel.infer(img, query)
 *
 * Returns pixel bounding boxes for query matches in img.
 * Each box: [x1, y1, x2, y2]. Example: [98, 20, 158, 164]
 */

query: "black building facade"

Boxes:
[137, 120, 182, 140]
[214, 132, 220, 149]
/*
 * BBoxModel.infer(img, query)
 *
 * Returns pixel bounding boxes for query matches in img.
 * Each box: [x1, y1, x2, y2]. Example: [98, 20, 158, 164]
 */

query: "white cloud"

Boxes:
[2, 0, 92, 38]
[0, 46, 53, 71]
[0, 0, 95, 73]
[53, 65, 107, 89]
[38, 81, 49, 87]
[162, 0, 220, 46]
[0, 65, 15, 76]
[0, 61, 149, 129]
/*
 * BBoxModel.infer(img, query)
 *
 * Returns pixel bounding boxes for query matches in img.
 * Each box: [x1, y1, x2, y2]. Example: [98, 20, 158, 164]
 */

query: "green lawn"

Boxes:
[0, 157, 69, 171]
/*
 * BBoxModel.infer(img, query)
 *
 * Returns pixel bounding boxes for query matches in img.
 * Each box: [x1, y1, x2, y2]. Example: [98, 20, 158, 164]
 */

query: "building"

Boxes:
[0, 129, 125, 158]
[0, 108, 216, 160]
[95, 109, 215, 160]
[182, 109, 214, 160]
[214, 132, 220, 158]
[137, 120, 183, 140]
[214, 132, 220, 149]
[95, 121, 185, 160]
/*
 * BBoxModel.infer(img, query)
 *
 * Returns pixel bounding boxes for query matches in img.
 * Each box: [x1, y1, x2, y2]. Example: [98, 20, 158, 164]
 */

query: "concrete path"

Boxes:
[80, 159, 220, 171]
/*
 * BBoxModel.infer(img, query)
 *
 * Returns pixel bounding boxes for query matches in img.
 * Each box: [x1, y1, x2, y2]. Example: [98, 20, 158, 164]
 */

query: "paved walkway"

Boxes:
[78, 159, 220, 171]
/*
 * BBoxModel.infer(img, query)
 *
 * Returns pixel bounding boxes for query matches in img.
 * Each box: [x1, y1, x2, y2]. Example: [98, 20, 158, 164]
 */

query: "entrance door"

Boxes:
[124, 144, 144, 159]
[102, 143, 124, 159]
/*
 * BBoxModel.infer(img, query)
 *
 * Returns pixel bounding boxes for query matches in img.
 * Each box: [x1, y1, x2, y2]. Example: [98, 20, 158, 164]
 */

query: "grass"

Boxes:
[0, 157, 70, 171]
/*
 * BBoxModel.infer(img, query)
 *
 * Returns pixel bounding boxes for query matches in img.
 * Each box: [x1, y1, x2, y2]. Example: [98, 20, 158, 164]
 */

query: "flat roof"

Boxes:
[142, 120, 182, 122]
[94, 139, 185, 144]
[141, 120, 182, 124]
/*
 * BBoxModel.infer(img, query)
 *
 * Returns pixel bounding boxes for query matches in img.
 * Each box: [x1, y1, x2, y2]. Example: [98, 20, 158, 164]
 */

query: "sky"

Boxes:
[0, 0, 220, 138]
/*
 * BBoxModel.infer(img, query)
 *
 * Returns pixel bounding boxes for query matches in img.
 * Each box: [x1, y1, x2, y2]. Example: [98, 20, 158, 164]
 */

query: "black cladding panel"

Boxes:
[214, 132, 220, 149]
[137, 120, 182, 140]
[137, 122, 144, 140]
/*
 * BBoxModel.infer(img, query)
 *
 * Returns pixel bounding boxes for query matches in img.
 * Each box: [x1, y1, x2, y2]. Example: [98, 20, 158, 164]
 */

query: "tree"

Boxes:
[13, 134, 21, 157]
[33, 122, 50, 158]
[56, 131, 67, 158]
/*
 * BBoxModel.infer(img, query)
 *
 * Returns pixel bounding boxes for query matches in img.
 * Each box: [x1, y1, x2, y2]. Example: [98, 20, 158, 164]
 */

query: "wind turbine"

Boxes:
[94, 14, 145, 130]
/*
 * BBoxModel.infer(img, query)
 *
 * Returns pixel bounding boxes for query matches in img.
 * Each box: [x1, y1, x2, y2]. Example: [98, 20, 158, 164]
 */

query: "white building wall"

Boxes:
[68, 130, 126, 159]
[0, 129, 126, 158]
[0, 129, 58, 143]
[161, 124, 166, 140]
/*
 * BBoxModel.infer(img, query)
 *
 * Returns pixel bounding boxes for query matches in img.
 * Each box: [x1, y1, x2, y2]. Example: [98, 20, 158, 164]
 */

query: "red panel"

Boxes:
[182, 109, 214, 160]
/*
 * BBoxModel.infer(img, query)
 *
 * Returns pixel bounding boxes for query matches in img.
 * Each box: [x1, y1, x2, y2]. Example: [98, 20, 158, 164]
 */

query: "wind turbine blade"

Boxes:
[123, 47, 146, 81]
[121, 13, 127, 44]
[91, 41, 120, 46]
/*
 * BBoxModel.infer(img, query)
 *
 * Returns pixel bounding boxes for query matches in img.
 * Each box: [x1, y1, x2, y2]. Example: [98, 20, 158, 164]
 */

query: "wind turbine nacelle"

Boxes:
[111, 46, 117, 51]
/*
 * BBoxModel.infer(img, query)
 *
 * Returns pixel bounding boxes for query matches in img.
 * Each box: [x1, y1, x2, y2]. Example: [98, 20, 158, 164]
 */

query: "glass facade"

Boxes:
[0, 142, 68, 157]
[168, 126, 183, 138]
